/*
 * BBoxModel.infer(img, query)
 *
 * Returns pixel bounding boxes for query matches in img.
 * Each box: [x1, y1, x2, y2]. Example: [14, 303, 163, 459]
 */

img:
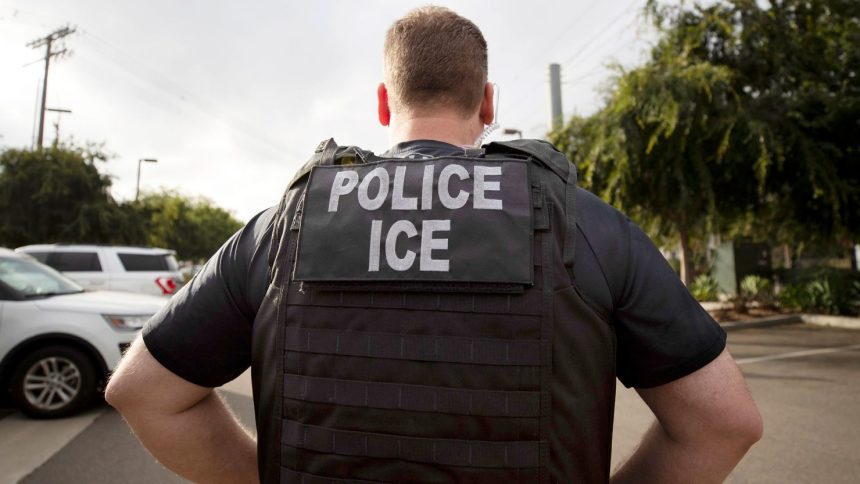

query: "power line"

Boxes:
[563, 17, 639, 81]
[27, 25, 75, 149]
[510, 11, 641, 130]
[11, 10, 306, 162]
[560, 0, 638, 70]
[506, 0, 603, 84]
[504, 1, 639, 116]
[75, 28, 307, 162]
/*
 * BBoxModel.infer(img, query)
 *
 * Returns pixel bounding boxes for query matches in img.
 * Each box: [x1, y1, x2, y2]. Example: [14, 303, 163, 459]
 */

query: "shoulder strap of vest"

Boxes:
[287, 138, 382, 190]
[286, 138, 340, 190]
[483, 139, 578, 281]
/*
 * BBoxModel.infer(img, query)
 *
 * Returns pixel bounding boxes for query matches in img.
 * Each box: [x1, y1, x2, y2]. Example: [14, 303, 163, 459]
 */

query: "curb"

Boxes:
[720, 314, 803, 331]
[701, 301, 733, 312]
[718, 313, 860, 331]
[800, 314, 860, 330]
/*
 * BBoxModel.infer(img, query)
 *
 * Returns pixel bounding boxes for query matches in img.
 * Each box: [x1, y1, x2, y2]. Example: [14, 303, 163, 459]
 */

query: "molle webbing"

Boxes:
[282, 420, 545, 468]
[279, 240, 552, 482]
[283, 374, 545, 417]
[280, 467, 379, 483]
[282, 327, 543, 366]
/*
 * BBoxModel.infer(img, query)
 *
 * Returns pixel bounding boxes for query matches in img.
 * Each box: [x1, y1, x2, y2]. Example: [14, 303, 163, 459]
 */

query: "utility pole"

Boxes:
[27, 26, 75, 150]
[548, 63, 563, 131]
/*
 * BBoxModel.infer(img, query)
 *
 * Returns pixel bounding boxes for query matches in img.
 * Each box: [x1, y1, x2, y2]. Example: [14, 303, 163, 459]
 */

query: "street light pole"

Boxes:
[136, 158, 158, 201]
[46, 108, 71, 146]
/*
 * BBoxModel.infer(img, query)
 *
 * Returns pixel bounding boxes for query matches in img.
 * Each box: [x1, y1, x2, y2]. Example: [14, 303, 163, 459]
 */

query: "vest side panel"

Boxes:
[533, 165, 617, 483]
[253, 183, 305, 484]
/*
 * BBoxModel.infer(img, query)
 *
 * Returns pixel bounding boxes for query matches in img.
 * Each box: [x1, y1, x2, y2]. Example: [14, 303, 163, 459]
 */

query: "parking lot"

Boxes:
[614, 323, 860, 483]
[2, 322, 859, 483]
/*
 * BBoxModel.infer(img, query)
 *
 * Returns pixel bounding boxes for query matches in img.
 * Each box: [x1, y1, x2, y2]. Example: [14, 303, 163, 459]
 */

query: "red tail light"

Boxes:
[155, 277, 178, 295]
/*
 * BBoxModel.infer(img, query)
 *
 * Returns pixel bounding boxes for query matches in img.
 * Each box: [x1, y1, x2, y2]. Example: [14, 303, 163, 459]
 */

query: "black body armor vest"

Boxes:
[252, 139, 616, 483]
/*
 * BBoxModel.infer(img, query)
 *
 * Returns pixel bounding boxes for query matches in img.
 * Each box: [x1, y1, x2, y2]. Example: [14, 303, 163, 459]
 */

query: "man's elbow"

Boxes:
[740, 407, 764, 448]
[104, 372, 134, 412]
[104, 341, 149, 413]
[672, 397, 764, 456]
[718, 403, 764, 453]
[105, 340, 213, 418]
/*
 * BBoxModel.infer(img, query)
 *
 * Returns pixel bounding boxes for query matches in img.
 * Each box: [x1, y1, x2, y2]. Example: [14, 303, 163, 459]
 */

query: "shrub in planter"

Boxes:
[741, 276, 776, 306]
[691, 274, 720, 302]
[777, 277, 860, 316]
[777, 283, 808, 312]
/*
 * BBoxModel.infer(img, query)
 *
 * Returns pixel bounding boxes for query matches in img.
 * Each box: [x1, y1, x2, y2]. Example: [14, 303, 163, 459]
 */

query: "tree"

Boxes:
[0, 145, 243, 262]
[551, 0, 859, 285]
[552, 7, 744, 285]
[134, 190, 243, 262]
[712, 0, 860, 247]
[0, 145, 143, 248]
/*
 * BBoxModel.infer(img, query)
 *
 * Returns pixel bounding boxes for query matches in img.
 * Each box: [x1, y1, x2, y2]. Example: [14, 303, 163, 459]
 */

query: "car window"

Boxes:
[24, 252, 50, 263]
[0, 282, 13, 300]
[0, 257, 84, 297]
[48, 252, 102, 272]
[118, 253, 178, 272]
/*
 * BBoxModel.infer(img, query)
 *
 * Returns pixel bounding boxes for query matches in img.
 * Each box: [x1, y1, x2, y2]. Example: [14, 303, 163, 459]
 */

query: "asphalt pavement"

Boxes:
[613, 323, 860, 483]
[2, 322, 859, 483]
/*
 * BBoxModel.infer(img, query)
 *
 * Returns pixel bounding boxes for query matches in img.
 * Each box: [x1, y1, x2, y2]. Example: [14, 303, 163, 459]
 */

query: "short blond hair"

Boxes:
[383, 6, 488, 117]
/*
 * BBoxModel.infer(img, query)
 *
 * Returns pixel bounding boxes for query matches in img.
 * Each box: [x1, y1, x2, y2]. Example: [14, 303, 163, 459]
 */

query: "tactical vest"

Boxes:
[252, 139, 617, 483]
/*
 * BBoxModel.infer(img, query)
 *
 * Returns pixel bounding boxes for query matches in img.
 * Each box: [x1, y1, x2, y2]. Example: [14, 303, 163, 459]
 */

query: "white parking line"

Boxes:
[0, 407, 104, 483]
[735, 343, 860, 365]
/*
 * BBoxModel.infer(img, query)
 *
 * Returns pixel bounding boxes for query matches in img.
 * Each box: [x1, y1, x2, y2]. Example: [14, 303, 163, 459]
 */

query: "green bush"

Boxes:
[691, 274, 720, 301]
[777, 276, 860, 316]
[738, 275, 775, 307]
[777, 283, 808, 312]
[855, 282, 860, 314]
[806, 280, 843, 315]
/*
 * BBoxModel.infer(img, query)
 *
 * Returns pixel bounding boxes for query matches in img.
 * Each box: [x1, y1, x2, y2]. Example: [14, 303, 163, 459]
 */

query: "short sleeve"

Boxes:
[613, 220, 726, 388]
[142, 207, 277, 387]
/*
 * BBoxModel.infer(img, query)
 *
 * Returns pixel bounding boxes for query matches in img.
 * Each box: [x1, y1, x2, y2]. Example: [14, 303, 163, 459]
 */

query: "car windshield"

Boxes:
[0, 257, 84, 298]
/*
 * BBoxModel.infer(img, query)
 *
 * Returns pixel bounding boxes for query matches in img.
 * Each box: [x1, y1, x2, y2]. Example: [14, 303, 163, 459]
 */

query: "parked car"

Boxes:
[0, 248, 166, 418]
[16, 244, 183, 297]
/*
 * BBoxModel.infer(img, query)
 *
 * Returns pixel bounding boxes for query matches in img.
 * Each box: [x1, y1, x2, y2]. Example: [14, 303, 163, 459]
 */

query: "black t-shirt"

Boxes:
[143, 140, 725, 389]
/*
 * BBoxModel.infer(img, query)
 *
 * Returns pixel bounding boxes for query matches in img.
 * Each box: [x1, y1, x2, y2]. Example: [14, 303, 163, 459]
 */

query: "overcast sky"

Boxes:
[0, 0, 655, 221]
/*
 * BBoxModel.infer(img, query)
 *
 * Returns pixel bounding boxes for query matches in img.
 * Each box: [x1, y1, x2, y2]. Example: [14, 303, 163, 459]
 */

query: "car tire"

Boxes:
[10, 346, 98, 419]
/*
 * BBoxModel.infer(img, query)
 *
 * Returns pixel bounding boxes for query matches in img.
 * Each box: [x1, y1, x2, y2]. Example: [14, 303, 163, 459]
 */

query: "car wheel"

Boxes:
[10, 346, 98, 419]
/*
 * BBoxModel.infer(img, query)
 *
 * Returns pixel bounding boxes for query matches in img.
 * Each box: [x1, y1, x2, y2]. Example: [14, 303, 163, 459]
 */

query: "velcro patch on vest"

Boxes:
[294, 157, 532, 284]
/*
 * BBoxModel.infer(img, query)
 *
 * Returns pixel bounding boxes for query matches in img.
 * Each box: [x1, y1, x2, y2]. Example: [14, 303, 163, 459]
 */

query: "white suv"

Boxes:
[16, 245, 183, 297]
[0, 249, 166, 417]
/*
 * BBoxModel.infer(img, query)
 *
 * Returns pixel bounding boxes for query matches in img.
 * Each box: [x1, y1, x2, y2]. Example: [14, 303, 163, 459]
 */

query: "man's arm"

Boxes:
[105, 337, 259, 484]
[611, 349, 763, 483]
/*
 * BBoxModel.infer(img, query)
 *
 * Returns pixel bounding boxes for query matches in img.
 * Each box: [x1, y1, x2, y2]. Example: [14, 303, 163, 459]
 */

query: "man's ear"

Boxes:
[479, 82, 495, 125]
[377, 83, 391, 126]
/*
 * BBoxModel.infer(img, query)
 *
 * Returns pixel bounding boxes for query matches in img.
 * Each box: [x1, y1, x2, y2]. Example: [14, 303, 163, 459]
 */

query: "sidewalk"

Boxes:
[715, 312, 860, 331]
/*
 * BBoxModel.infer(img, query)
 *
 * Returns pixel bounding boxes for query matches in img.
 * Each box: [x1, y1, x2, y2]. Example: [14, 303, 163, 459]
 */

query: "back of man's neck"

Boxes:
[388, 114, 481, 148]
